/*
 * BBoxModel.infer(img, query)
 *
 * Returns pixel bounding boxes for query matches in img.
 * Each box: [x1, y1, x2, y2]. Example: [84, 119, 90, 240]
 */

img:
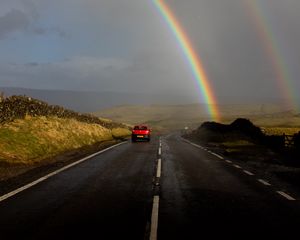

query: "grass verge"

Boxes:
[0, 116, 129, 165]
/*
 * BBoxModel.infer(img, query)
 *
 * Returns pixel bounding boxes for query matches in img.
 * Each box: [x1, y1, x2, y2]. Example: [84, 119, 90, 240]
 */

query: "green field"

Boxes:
[95, 103, 300, 133]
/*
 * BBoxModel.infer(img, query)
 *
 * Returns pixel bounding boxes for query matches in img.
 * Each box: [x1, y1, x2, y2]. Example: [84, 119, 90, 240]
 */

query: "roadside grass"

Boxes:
[261, 127, 300, 136]
[0, 116, 130, 165]
[222, 140, 256, 153]
[111, 127, 131, 139]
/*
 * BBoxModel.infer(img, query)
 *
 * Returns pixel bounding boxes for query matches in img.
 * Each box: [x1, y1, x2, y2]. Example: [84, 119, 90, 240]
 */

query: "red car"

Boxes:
[131, 125, 151, 142]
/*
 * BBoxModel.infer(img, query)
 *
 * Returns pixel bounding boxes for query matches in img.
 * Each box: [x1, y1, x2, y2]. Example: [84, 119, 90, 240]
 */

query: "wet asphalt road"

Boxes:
[1, 134, 300, 239]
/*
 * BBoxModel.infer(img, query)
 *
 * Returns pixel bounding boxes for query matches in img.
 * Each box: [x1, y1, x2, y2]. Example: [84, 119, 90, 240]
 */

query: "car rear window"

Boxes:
[134, 126, 148, 130]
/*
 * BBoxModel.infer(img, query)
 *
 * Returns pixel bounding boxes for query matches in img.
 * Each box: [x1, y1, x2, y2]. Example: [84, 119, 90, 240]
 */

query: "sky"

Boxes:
[0, 0, 300, 107]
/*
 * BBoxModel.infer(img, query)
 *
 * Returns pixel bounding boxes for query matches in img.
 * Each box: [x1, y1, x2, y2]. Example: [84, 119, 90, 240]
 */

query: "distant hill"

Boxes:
[1, 87, 295, 114]
[94, 104, 300, 132]
[0, 87, 198, 113]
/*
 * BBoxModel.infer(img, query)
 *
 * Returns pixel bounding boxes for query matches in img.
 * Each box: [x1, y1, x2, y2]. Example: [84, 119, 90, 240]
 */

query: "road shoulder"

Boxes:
[0, 139, 127, 196]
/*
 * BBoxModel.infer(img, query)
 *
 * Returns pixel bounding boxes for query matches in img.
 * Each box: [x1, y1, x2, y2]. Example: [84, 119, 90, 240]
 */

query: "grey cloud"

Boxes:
[33, 27, 69, 38]
[24, 62, 39, 67]
[21, 0, 39, 20]
[0, 0, 68, 39]
[0, 9, 30, 38]
[32, 27, 46, 35]
[1, 0, 300, 107]
[54, 28, 69, 38]
[0, 58, 131, 90]
[0, 54, 197, 97]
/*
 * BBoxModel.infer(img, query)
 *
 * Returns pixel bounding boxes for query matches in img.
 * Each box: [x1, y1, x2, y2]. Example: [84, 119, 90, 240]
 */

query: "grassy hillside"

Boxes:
[0, 96, 131, 165]
[94, 104, 300, 132]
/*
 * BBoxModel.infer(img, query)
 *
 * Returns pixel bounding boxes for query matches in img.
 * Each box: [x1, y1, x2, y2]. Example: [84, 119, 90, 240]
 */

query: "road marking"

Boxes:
[150, 196, 160, 240]
[156, 159, 161, 178]
[243, 170, 254, 176]
[182, 139, 205, 149]
[0, 141, 127, 203]
[225, 160, 232, 164]
[191, 142, 202, 149]
[158, 147, 161, 156]
[210, 152, 224, 159]
[184, 139, 226, 160]
[258, 179, 271, 186]
[233, 164, 242, 169]
[277, 191, 296, 201]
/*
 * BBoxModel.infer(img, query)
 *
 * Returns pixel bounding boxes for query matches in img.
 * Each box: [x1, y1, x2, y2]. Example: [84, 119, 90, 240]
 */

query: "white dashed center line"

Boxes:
[233, 164, 242, 169]
[158, 147, 161, 156]
[277, 191, 296, 201]
[156, 158, 161, 178]
[150, 140, 163, 239]
[258, 179, 271, 186]
[243, 170, 254, 176]
[225, 160, 232, 164]
[150, 196, 160, 240]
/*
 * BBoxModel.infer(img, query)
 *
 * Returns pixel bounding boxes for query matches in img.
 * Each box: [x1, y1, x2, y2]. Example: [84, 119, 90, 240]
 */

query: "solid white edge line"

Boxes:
[156, 159, 161, 178]
[277, 191, 296, 201]
[0, 141, 127, 203]
[150, 196, 160, 240]
[183, 139, 225, 160]
[210, 152, 224, 159]
[182, 139, 203, 149]
[191, 143, 201, 149]
[243, 170, 254, 176]
[182, 138, 297, 201]
[258, 179, 271, 186]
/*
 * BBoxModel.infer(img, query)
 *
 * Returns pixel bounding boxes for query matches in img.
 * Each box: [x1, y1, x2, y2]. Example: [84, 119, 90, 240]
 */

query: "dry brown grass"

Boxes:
[111, 128, 131, 139]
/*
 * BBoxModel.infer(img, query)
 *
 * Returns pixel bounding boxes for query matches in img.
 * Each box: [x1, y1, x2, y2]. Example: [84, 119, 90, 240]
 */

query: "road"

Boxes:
[0, 134, 300, 239]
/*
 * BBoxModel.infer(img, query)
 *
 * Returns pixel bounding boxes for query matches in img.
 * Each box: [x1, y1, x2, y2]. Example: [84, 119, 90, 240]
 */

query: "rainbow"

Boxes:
[153, 0, 220, 121]
[244, 0, 297, 110]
